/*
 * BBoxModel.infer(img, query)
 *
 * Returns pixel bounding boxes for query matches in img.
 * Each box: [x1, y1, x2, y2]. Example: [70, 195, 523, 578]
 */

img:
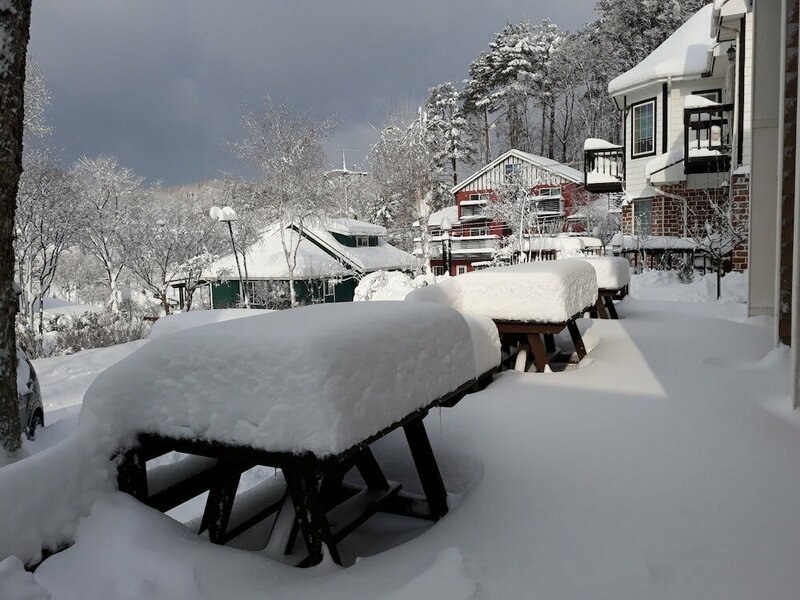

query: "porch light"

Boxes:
[727, 44, 736, 63]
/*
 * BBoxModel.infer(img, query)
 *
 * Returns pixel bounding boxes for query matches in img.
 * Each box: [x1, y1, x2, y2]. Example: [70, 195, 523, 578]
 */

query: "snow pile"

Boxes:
[353, 270, 416, 301]
[406, 259, 597, 322]
[149, 309, 272, 340]
[83, 302, 498, 457]
[608, 4, 715, 95]
[631, 269, 747, 304]
[0, 557, 49, 600]
[0, 429, 117, 563]
[579, 256, 631, 290]
[685, 94, 721, 109]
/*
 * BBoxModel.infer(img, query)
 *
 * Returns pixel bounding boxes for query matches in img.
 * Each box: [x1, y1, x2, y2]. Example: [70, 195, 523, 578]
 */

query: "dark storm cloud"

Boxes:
[29, 0, 597, 185]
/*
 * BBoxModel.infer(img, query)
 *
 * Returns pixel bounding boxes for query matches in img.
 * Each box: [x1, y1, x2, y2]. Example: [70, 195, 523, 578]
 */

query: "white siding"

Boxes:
[623, 86, 662, 198]
[459, 154, 572, 192]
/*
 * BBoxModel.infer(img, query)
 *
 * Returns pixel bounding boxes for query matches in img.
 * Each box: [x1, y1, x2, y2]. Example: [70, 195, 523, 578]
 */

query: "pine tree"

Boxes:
[424, 82, 478, 187]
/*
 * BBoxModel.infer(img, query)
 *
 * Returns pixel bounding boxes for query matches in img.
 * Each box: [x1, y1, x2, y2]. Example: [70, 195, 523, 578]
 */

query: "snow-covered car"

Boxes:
[17, 347, 43, 440]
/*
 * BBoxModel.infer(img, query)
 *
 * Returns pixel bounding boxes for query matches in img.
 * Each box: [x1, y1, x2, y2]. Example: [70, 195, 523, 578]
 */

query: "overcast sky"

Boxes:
[30, 0, 597, 187]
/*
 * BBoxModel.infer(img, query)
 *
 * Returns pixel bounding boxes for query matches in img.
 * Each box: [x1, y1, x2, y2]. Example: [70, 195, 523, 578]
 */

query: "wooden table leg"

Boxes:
[117, 449, 148, 501]
[356, 447, 390, 491]
[284, 469, 342, 566]
[603, 295, 619, 319]
[201, 460, 243, 544]
[595, 297, 610, 319]
[544, 333, 556, 354]
[527, 334, 549, 373]
[567, 320, 587, 361]
[403, 415, 448, 520]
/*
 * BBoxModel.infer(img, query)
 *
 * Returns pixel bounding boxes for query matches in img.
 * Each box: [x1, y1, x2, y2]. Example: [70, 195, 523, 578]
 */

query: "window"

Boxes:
[536, 187, 560, 197]
[323, 279, 335, 299]
[456, 265, 468, 275]
[355, 236, 369, 247]
[534, 197, 563, 214]
[468, 193, 489, 202]
[504, 163, 521, 178]
[692, 89, 721, 103]
[432, 266, 445, 276]
[631, 99, 656, 157]
[633, 199, 653, 235]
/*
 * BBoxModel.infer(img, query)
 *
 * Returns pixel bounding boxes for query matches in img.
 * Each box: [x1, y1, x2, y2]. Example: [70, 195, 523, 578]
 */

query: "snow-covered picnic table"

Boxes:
[84, 302, 501, 566]
[406, 259, 598, 372]
[578, 256, 631, 319]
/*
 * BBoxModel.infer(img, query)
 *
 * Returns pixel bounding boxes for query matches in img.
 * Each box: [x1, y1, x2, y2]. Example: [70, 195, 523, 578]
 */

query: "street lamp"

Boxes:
[440, 216, 453, 276]
[210, 205, 250, 308]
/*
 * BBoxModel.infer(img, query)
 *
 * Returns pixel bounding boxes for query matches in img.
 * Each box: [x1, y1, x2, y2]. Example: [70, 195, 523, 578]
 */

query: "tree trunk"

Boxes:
[0, 0, 32, 455]
[289, 271, 297, 307]
[451, 156, 457, 187]
[160, 292, 171, 315]
[547, 102, 556, 159]
[483, 108, 491, 164]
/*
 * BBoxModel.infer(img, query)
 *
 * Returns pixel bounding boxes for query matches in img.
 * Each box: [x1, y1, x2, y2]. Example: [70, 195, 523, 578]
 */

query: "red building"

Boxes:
[417, 149, 592, 275]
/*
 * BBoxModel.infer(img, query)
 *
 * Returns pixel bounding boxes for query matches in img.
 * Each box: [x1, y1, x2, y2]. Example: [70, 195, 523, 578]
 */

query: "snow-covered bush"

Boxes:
[354, 270, 446, 302]
[16, 309, 152, 358]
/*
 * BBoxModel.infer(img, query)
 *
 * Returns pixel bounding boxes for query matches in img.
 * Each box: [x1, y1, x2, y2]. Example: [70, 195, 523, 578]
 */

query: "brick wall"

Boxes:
[619, 174, 751, 271]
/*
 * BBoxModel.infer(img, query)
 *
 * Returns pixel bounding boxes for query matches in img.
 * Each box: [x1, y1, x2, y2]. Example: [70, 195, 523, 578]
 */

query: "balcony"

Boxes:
[583, 139, 625, 194]
[683, 99, 733, 175]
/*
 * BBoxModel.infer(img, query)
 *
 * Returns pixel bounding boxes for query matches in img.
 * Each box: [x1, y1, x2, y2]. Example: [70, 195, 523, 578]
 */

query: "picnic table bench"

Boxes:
[86, 302, 500, 567]
[406, 259, 598, 373]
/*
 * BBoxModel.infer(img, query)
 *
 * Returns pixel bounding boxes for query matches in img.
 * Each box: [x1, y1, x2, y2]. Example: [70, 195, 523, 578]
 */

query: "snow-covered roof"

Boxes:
[610, 233, 698, 251]
[204, 227, 350, 280]
[451, 149, 583, 194]
[304, 226, 417, 274]
[711, 0, 749, 38]
[204, 219, 416, 280]
[325, 218, 386, 237]
[414, 205, 459, 228]
[608, 4, 716, 96]
[684, 94, 721, 109]
[584, 138, 622, 151]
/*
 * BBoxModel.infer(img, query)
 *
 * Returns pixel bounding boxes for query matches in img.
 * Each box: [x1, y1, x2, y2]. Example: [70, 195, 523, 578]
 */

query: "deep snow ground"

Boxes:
[5, 271, 799, 599]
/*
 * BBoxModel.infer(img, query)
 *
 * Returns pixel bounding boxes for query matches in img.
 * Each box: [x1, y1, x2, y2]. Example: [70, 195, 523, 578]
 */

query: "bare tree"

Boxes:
[687, 192, 748, 299]
[573, 196, 621, 251]
[231, 99, 335, 307]
[0, 0, 33, 454]
[71, 155, 144, 312]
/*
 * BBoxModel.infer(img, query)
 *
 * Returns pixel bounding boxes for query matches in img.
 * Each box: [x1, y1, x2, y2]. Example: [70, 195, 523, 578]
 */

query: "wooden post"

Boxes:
[201, 461, 242, 544]
[527, 334, 549, 373]
[116, 449, 148, 501]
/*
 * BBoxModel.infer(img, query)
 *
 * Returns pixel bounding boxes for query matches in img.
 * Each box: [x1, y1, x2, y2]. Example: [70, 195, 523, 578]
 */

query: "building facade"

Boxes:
[417, 149, 596, 275]
[585, 2, 753, 270]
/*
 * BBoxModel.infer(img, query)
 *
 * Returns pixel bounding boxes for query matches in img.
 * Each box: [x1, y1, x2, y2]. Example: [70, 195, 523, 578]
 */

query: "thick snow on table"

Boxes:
[82, 302, 499, 457]
[406, 258, 597, 323]
[28, 300, 800, 600]
[148, 308, 272, 340]
[579, 256, 631, 290]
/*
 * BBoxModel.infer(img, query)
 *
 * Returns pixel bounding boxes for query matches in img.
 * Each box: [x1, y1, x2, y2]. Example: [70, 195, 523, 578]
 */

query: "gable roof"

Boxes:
[450, 149, 583, 194]
[608, 4, 716, 97]
[203, 219, 416, 281]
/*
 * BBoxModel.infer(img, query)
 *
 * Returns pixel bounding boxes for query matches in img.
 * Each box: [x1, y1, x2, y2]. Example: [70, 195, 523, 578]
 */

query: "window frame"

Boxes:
[504, 163, 521, 178]
[456, 265, 468, 275]
[691, 88, 722, 103]
[630, 97, 657, 159]
[633, 198, 654, 235]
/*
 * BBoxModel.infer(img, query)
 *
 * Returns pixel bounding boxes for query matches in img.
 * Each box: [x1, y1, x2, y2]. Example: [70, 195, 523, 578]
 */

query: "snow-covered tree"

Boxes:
[231, 99, 335, 307]
[573, 195, 621, 250]
[71, 155, 145, 312]
[15, 147, 77, 336]
[0, 0, 33, 454]
[122, 194, 221, 315]
[484, 174, 543, 263]
[424, 82, 478, 186]
[371, 108, 447, 272]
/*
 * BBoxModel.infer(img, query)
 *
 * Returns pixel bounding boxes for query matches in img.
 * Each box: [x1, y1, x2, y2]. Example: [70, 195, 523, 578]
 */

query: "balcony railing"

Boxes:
[683, 103, 733, 174]
[584, 144, 625, 194]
